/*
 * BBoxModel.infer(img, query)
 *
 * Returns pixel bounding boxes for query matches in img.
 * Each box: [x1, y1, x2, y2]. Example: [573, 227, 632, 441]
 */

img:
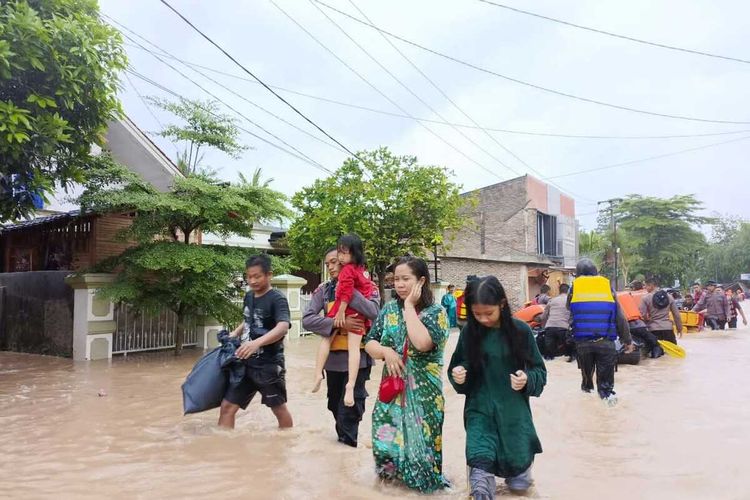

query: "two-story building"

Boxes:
[439, 175, 578, 310]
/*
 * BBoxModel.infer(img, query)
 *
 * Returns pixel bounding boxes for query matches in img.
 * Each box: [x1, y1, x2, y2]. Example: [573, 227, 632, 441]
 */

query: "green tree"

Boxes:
[0, 0, 127, 220]
[614, 194, 711, 286]
[703, 219, 750, 283]
[147, 97, 246, 175]
[287, 148, 464, 300]
[578, 229, 607, 268]
[79, 159, 291, 353]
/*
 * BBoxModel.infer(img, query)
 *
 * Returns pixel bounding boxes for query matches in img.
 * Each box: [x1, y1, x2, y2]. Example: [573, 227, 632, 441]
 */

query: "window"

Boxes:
[537, 212, 557, 257]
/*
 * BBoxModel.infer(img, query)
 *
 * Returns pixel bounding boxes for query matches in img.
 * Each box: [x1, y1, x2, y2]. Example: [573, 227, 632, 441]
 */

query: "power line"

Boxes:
[107, 15, 347, 155]
[313, 0, 750, 125]
[270, 0, 504, 182]
[476, 0, 750, 65]
[157, 0, 359, 159]
[123, 71, 180, 155]
[310, 0, 520, 180]
[121, 42, 750, 141]
[127, 69, 333, 175]
[548, 134, 750, 179]
[346, 0, 593, 204]
[120, 32, 333, 175]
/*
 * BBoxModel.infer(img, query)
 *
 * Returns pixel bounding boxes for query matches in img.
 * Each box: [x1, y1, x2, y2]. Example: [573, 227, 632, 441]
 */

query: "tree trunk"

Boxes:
[376, 266, 387, 306]
[174, 305, 186, 356]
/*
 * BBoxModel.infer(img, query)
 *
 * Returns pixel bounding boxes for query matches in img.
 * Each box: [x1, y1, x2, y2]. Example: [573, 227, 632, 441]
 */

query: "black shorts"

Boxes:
[224, 362, 287, 409]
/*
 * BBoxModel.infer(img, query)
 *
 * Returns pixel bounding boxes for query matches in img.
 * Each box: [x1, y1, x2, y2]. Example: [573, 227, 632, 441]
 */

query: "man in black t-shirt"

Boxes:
[219, 254, 293, 429]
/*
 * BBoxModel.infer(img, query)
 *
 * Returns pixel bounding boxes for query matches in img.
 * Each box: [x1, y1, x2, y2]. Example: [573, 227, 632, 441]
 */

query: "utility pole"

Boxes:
[598, 198, 623, 289]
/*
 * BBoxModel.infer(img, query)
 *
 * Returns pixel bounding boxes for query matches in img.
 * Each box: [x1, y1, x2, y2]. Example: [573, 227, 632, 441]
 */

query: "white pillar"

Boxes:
[431, 281, 451, 302]
[65, 273, 116, 361]
[271, 274, 308, 339]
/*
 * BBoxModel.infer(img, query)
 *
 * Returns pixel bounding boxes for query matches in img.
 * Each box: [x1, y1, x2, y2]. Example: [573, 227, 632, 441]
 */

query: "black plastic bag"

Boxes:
[182, 347, 228, 415]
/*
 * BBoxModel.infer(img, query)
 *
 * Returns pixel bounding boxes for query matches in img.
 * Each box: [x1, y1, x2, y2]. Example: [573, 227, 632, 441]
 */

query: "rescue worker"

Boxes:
[693, 281, 731, 331]
[640, 277, 683, 344]
[567, 259, 634, 406]
[541, 283, 573, 361]
[617, 281, 663, 358]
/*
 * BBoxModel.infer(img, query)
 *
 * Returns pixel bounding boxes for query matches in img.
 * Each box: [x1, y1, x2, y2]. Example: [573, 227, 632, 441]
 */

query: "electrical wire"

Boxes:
[270, 0, 505, 182]
[313, 0, 750, 125]
[127, 69, 334, 175]
[310, 0, 520, 180]
[107, 15, 347, 155]
[158, 0, 360, 160]
[476, 0, 750, 65]
[118, 31, 333, 175]
[345, 0, 594, 204]
[121, 41, 750, 141]
[548, 134, 750, 179]
[123, 71, 180, 155]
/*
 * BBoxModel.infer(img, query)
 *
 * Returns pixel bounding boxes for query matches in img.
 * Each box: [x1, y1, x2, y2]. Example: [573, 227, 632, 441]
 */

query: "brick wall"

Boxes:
[444, 176, 539, 262]
[440, 256, 528, 311]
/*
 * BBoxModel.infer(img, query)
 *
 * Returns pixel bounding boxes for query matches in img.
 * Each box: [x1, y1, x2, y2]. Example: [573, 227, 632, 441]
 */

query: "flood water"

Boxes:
[2, 325, 750, 499]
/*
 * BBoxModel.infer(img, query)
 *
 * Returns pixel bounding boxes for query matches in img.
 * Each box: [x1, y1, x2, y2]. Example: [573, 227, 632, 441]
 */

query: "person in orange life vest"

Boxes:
[567, 259, 634, 406]
[312, 234, 374, 407]
[619, 281, 663, 358]
[303, 247, 380, 447]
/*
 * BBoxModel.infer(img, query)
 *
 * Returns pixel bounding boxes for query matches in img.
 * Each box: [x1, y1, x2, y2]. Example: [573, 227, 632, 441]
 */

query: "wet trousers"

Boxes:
[652, 329, 678, 344]
[326, 366, 370, 447]
[544, 328, 572, 358]
[575, 339, 617, 399]
[630, 327, 660, 353]
[706, 317, 727, 331]
[469, 466, 532, 498]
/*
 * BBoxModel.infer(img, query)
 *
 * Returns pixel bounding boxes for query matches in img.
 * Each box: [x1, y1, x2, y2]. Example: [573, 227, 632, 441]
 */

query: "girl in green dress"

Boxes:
[448, 276, 546, 498]
[365, 257, 450, 493]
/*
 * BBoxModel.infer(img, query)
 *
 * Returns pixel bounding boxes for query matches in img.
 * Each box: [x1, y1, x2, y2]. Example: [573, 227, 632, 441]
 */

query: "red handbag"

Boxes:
[378, 337, 409, 403]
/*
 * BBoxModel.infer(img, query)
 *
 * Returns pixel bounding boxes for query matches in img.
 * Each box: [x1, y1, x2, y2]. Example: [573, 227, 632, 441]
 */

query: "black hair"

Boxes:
[575, 258, 598, 276]
[540, 284, 551, 294]
[246, 254, 272, 274]
[324, 246, 338, 257]
[631, 280, 644, 291]
[559, 283, 570, 294]
[464, 276, 531, 379]
[338, 233, 366, 266]
[393, 256, 433, 311]
[645, 276, 659, 286]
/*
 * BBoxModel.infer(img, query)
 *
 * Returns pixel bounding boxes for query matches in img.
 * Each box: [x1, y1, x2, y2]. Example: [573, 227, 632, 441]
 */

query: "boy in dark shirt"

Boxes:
[219, 254, 293, 429]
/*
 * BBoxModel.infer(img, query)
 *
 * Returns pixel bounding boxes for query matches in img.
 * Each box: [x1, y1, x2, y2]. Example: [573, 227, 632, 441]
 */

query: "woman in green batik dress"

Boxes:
[365, 257, 450, 493]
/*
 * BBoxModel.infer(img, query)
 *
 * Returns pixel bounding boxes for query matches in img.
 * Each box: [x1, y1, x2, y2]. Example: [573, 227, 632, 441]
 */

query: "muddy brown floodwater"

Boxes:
[2, 325, 750, 499]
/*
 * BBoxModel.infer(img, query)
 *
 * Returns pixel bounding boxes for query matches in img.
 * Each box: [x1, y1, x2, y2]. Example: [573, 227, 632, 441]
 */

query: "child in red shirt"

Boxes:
[312, 234, 373, 407]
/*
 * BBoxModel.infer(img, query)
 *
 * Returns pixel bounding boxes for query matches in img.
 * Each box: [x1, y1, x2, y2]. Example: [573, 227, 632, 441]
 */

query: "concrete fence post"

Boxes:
[195, 315, 223, 350]
[431, 281, 451, 304]
[64, 273, 116, 361]
[271, 274, 308, 339]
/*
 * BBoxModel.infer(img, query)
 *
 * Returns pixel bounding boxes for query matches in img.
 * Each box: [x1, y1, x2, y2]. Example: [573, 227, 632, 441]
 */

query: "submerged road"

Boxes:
[1, 324, 748, 499]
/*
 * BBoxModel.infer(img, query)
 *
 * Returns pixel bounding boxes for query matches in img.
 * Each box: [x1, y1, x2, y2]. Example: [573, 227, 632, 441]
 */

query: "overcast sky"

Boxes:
[100, 0, 750, 230]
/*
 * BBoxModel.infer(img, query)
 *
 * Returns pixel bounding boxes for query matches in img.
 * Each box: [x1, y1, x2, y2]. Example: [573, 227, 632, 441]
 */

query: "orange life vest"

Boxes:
[616, 292, 643, 322]
[327, 300, 365, 352]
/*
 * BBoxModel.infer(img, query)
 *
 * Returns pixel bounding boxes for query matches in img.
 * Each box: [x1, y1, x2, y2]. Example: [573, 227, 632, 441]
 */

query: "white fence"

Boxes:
[112, 303, 197, 354]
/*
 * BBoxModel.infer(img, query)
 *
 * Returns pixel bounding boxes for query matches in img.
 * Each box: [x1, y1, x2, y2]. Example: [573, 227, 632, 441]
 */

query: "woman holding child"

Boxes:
[365, 257, 451, 493]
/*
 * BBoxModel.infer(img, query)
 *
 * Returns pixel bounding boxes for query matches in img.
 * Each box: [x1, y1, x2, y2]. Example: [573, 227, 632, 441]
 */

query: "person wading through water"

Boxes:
[302, 247, 380, 447]
[567, 259, 634, 407]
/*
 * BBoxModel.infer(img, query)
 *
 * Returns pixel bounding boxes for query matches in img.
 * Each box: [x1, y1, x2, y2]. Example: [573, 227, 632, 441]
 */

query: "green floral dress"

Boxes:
[366, 301, 450, 493]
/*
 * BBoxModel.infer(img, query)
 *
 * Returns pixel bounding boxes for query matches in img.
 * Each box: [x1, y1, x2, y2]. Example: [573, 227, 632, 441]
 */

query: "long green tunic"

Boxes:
[366, 301, 450, 493]
[448, 319, 546, 478]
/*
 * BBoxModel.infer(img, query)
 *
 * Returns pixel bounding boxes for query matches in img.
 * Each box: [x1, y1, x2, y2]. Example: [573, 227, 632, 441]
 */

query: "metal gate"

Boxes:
[112, 303, 197, 354]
